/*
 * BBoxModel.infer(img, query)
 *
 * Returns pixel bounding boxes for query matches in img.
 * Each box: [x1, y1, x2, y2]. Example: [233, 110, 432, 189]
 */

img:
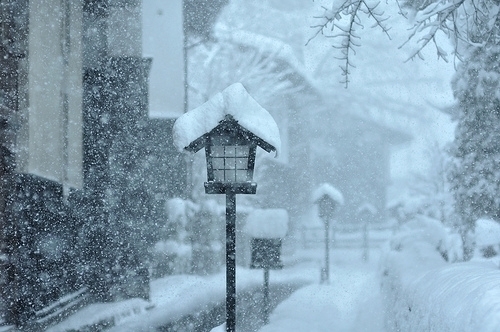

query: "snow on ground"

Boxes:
[48, 253, 314, 331]
[381, 215, 500, 332]
[48, 217, 500, 331]
[261, 215, 500, 332]
[48, 229, 386, 331]
[258, 246, 386, 332]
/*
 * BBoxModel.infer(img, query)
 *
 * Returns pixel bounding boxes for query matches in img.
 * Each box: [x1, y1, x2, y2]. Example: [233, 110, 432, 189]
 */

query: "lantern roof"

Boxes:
[173, 83, 281, 156]
[312, 183, 344, 205]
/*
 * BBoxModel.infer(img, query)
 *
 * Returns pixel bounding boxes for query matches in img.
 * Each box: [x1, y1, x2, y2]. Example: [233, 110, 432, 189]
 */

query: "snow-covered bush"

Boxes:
[190, 199, 226, 275]
[388, 215, 462, 262]
[151, 198, 199, 277]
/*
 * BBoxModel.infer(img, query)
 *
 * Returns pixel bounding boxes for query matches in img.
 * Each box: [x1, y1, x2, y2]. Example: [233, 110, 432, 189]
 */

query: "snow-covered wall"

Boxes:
[380, 216, 500, 332]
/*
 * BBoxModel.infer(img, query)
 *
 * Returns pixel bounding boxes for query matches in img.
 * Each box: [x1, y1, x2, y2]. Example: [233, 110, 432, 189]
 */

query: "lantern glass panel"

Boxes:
[212, 158, 225, 169]
[236, 158, 248, 168]
[214, 170, 225, 182]
[211, 146, 225, 157]
[235, 170, 248, 182]
[209, 145, 251, 183]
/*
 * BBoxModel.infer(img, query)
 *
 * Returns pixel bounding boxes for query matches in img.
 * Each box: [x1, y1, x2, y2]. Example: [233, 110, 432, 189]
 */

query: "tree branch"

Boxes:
[307, 0, 391, 87]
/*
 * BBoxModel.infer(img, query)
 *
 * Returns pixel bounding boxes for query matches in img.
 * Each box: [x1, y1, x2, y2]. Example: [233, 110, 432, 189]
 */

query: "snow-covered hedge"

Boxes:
[380, 215, 500, 332]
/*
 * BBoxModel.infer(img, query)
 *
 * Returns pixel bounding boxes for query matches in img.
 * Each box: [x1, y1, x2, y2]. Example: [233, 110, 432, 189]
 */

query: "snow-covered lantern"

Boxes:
[245, 209, 289, 270]
[173, 83, 281, 332]
[173, 83, 281, 195]
[312, 183, 344, 221]
[312, 183, 343, 283]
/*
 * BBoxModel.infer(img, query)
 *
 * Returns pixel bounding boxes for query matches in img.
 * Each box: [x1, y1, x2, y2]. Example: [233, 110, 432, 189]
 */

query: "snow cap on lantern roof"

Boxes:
[173, 83, 281, 156]
[244, 208, 289, 239]
[312, 183, 344, 205]
[357, 202, 377, 215]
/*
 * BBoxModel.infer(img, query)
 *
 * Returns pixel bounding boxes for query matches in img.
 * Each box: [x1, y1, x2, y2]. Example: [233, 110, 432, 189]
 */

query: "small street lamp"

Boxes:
[312, 183, 344, 284]
[173, 83, 281, 332]
[245, 209, 288, 324]
[357, 203, 377, 262]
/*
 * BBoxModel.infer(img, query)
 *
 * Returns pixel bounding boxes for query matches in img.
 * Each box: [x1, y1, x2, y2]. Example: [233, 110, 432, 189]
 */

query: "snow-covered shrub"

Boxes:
[152, 240, 192, 278]
[152, 198, 199, 277]
[190, 199, 226, 275]
[388, 215, 461, 262]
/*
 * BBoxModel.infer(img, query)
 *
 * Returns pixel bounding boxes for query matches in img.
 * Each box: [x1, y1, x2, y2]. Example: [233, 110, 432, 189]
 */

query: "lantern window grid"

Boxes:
[207, 145, 255, 183]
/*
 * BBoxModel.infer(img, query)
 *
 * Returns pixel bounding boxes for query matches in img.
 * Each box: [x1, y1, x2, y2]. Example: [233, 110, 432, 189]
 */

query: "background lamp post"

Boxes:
[245, 209, 288, 324]
[357, 203, 377, 262]
[312, 183, 344, 284]
[173, 83, 281, 332]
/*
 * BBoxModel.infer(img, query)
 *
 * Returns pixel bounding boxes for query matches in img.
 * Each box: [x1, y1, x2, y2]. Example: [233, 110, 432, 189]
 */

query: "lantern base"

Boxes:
[204, 182, 257, 194]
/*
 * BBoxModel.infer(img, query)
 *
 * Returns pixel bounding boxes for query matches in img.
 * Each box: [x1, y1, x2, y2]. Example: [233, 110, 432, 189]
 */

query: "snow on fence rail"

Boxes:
[35, 288, 89, 326]
[300, 223, 394, 249]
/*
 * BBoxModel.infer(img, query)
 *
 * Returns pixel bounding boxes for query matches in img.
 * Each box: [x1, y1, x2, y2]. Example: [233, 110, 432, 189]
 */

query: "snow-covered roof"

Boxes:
[172, 83, 281, 156]
[244, 208, 289, 239]
[311, 183, 344, 205]
[215, 27, 317, 91]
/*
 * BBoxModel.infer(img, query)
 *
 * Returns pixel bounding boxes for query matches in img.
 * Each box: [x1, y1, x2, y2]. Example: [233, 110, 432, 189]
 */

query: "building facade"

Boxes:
[0, 0, 186, 327]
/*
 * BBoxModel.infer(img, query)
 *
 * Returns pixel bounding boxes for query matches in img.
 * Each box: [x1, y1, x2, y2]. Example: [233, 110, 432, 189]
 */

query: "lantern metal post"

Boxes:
[226, 190, 236, 332]
[263, 268, 270, 324]
[323, 215, 330, 284]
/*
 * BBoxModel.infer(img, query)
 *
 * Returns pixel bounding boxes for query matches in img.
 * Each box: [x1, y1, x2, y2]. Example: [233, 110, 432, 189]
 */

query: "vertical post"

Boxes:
[226, 191, 236, 332]
[362, 220, 369, 261]
[324, 218, 330, 284]
[263, 268, 270, 324]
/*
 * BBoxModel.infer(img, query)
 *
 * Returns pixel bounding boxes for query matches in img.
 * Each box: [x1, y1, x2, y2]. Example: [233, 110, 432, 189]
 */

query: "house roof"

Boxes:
[173, 83, 281, 156]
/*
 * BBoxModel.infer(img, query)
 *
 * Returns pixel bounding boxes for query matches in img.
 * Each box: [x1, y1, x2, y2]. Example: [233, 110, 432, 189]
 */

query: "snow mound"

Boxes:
[172, 83, 281, 156]
[46, 299, 150, 332]
[381, 216, 500, 332]
[244, 209, 289, 239]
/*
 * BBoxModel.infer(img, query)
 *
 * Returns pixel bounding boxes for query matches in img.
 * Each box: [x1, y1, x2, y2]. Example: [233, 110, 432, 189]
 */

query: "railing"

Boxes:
[300, 223, 395, 249]
[35, 288, 89, 328]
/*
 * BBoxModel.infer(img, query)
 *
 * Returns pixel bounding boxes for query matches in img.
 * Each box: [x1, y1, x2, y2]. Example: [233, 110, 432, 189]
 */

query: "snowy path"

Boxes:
[48, 241, 387, 331]
[257, 247, 386, 332]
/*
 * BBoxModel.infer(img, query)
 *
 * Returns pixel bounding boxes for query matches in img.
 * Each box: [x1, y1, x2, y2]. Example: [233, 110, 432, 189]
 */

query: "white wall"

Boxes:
[25, 0, 83, 189]
[142, 0, 185, 118]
